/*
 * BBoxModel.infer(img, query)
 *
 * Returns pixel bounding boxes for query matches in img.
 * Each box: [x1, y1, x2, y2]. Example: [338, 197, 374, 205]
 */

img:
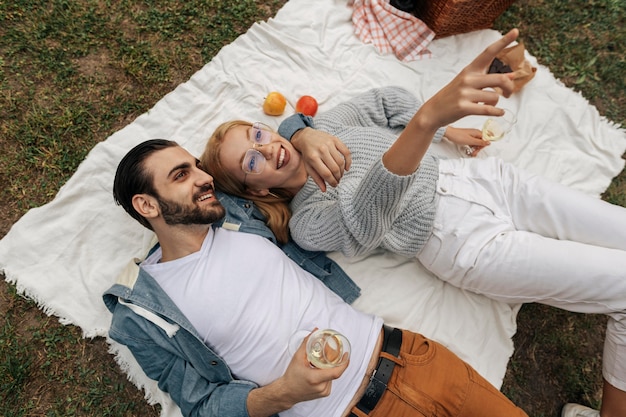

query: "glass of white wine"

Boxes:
[306, 329, 351, 369]
[481, 108, 517, 141]
[464, 108, 517, 156]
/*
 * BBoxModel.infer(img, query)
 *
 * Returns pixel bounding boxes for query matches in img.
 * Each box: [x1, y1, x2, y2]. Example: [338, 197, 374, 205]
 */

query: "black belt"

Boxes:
[350, 325, 402, 417]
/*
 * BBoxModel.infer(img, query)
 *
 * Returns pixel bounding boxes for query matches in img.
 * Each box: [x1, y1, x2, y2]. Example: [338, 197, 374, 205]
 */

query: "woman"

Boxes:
[201, 29, 626, 417]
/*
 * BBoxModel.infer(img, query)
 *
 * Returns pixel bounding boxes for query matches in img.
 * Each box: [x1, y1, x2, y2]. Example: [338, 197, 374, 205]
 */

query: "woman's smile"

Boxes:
[277, 146, 289, 169]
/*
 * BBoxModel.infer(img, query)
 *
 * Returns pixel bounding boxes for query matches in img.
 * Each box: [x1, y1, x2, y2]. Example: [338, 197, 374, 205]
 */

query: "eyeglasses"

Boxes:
[242, 122, 273, 176]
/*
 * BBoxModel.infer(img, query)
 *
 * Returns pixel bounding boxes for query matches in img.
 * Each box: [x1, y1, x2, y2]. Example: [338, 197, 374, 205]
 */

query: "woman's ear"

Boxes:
[132, 194, 160, 219]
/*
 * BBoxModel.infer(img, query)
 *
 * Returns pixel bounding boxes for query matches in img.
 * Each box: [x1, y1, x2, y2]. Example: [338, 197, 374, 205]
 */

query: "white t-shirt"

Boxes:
[142, 228, 382, 417]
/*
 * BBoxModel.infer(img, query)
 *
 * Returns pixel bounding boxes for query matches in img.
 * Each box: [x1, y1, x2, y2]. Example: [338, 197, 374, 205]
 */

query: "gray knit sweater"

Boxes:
[289, 86, 445, 258]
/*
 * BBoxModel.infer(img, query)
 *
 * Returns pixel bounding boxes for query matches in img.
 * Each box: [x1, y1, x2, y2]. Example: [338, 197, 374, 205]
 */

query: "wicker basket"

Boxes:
[414, 0, 516, 38]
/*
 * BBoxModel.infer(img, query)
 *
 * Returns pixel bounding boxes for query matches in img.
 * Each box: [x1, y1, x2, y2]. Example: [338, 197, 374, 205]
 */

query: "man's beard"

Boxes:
[157, 191, 225, 226]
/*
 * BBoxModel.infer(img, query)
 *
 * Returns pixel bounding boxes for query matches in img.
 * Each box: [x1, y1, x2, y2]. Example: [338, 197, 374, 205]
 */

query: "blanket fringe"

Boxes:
[106, 338, 164, 407]
[2, 267, 106, 339]
[3, 268, 60, 319]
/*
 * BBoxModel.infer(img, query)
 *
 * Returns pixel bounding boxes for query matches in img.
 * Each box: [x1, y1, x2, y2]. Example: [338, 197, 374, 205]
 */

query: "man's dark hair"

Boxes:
[113, 139, 179, 230]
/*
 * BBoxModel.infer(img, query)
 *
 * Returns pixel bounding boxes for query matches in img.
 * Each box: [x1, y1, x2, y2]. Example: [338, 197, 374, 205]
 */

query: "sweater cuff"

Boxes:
[432, 126, 446, 144]
[278, 113, 315, 141]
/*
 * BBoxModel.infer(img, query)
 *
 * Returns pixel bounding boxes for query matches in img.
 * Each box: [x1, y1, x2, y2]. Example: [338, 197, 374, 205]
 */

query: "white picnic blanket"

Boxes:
[1, 1, 625, 416]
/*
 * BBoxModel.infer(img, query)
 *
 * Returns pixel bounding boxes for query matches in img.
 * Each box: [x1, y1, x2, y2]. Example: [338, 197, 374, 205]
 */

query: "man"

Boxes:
[103, 139, 527, 417]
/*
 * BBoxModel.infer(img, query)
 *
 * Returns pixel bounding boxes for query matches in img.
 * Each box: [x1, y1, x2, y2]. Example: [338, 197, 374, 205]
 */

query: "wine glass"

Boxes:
[481, 108, 517, 141]
[464, 108, 517, 156]
[306, 329, 351, 369]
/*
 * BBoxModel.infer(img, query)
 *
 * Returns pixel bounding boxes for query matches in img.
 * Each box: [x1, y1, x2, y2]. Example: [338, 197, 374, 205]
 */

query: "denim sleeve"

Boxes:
[108, 305, 272, 417]
[278, 113, 315, 140]
[152, 355, 254, 417]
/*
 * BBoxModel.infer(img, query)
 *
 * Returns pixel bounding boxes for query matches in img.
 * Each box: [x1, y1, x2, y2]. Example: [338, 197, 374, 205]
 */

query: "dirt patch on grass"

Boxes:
[502, 304, 605, 416]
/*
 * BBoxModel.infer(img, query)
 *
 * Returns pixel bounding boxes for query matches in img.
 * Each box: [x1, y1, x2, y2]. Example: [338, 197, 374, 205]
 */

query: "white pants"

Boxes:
[417, 157, 626, 391]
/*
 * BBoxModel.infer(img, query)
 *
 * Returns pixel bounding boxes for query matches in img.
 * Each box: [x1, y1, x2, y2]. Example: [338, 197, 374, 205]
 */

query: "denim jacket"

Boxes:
[103, 190, 360, 417]
[104, 265, 249, 417]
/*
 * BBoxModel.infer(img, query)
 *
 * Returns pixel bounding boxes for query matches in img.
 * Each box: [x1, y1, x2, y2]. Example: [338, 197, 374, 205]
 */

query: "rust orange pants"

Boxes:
[351, 330, 528, 417]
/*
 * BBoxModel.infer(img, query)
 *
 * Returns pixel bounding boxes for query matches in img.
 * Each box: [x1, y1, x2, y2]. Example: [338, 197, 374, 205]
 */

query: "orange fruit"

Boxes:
[263, 91, 287, 116]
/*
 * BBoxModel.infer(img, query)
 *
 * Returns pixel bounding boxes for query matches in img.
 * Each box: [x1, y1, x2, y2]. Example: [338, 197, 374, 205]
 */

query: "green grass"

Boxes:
[494, 0, 625, 127]
[0, 315, 33, 415]
[0, 285, 157, 417]
[0, 0, 624, 415]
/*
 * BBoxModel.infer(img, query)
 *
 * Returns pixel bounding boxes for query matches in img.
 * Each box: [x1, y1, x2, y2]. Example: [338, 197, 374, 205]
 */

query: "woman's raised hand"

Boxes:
[420, 29, 519, 130]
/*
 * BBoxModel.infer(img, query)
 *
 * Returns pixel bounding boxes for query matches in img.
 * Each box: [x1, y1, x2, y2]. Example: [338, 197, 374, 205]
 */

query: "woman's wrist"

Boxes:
[408, 110, 441, 140]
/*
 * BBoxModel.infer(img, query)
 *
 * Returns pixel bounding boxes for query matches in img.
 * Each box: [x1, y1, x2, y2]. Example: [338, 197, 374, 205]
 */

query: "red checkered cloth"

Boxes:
[350, 0, 435, 61]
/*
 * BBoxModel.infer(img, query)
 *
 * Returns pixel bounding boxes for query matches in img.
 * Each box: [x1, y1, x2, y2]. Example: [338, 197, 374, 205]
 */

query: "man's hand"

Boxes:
[290, 127, 352, 192]
[246, 331, 349, 417]
[281, 331, 350, 402]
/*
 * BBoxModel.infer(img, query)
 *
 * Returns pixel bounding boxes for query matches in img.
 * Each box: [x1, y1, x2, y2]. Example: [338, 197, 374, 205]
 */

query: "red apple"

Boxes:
[295, 95, 318, 117]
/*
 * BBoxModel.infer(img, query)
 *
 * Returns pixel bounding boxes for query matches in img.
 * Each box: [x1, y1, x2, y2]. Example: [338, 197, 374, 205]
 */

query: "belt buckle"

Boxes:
[369, 368, 377, 382]
[355, 327, 402, 415]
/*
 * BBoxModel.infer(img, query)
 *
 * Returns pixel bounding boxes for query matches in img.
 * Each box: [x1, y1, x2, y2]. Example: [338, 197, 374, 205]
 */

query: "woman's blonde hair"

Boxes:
[201, 120, 293, 244]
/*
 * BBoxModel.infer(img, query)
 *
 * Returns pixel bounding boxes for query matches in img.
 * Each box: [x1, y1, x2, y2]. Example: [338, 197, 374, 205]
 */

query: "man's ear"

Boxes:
[246, 188, 270, 198]
[132, 194, 160, 219]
